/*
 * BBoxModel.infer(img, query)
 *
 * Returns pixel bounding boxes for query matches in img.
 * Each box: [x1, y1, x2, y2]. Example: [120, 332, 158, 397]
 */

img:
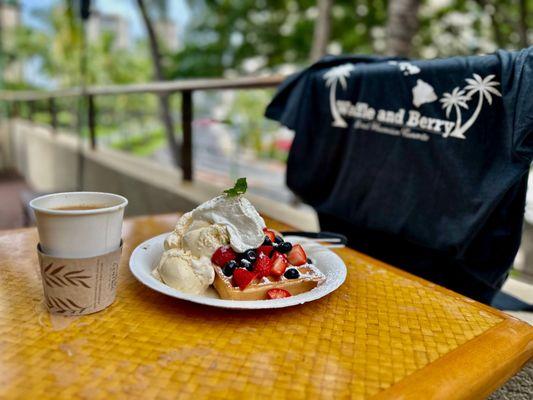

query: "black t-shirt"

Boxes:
[265, 49, 533, 303]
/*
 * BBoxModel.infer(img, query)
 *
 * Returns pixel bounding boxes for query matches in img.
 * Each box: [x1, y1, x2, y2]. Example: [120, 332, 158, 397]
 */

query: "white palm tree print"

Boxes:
[450, 74, 501, 139]
[323, 63, 355, 127]
[439, 87, 469, 138]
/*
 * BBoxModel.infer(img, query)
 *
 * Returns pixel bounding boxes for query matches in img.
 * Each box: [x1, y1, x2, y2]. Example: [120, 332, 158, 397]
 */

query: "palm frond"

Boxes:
[465, 88, 478, 98]
[485, 86, 502, 97]
[473, 73, 483, 83]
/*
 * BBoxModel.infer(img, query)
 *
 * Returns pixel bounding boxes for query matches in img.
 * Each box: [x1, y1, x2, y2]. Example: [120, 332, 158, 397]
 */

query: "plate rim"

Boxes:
[129, 232, 347, 309]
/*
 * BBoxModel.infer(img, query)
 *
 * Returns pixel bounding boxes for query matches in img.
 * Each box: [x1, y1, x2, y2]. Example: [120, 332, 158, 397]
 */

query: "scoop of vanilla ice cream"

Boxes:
[154, 249, 214, 294]
[183, 223, 230, 258]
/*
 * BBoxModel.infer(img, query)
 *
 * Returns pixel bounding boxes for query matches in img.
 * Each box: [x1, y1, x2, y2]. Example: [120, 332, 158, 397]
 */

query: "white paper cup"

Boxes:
[30, 192, 128, 258]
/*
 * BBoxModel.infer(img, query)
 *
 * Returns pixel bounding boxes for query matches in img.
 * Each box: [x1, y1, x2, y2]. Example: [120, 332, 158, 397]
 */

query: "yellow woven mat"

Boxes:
[0, 225, 502, 399]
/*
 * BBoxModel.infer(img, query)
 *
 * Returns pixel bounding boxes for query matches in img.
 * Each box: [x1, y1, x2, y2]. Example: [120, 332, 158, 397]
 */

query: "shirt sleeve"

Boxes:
[264, 71, 309, 130]
[503, 47, 533, 162]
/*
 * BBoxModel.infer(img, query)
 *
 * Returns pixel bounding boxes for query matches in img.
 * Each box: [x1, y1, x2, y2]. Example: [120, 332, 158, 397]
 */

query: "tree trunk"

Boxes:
[385, 0, 421, 57]
[136, 0, 181, 167]
[518, 0, 529, 48]
[0, 0, 4, 91]
[310, 0, 333, 62]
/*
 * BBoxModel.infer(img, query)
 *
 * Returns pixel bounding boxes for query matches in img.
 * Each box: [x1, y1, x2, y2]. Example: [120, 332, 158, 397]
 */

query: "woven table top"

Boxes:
[0, 214, 531, 399]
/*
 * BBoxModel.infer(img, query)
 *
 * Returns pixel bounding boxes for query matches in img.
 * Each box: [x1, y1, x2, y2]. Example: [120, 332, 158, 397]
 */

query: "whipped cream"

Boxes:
[180, 195, 265, 253]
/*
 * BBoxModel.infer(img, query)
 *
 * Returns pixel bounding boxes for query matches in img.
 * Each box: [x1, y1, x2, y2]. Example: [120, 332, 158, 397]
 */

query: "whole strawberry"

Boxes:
[253, 252, 272, 278]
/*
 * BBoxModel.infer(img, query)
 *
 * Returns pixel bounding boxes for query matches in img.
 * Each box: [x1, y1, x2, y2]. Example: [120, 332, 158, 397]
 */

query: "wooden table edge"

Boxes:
[372, 318, 533, 400]
[277, 230, 533, 399]
[337, 249, 533, 399]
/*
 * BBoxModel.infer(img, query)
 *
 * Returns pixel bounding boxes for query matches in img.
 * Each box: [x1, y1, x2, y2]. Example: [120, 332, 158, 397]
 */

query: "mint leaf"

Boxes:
[223, 177, 247, 197]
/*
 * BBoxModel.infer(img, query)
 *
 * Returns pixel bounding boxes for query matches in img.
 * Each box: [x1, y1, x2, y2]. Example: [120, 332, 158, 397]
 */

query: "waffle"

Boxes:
[213, 264, 325, 301]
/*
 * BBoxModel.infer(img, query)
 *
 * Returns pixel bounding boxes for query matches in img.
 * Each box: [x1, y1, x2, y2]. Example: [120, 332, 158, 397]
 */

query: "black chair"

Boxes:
[266, 49, 533, 306]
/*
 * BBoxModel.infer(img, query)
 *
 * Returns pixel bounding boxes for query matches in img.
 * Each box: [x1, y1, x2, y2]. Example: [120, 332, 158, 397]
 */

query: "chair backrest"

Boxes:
[266, 49, 533, 304]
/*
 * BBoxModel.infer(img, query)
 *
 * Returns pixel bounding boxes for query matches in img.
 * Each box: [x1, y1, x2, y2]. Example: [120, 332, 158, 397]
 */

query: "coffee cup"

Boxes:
[30, 192, 128, 315]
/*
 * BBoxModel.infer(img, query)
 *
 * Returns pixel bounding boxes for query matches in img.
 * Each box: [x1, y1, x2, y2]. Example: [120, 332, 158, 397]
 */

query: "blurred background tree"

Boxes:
[170, 0, 530, 78]
[136, 0, 180, 166]
[0, 0, 530, 173]
[0, 0, 530, 202]
[2, 0, 530, 87]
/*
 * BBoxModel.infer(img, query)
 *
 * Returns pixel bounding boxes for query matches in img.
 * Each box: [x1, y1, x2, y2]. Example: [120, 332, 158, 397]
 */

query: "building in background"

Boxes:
[87, 10, 130, 50]
[155, 19, 179, 51]
[0, 0, 22, 83]
[87, 10, 179, 52]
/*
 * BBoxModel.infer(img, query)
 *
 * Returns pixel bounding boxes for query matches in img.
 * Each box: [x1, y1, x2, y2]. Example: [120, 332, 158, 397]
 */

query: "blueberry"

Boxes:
[222, 260, 238, 277]
[242, 249, 257, 263]
[274, 235, 284, 244]
[306, 258, 313, 264]
[240, 259, 254, 271]
[277, 242, 292, 254]
[263, 236, 272, 246]
[284, 268, 300, 279]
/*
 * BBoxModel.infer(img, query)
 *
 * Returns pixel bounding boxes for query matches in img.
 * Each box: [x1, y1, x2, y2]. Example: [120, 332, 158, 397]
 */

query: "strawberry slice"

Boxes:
[287, 244, 307, 266]
[263, 228, 276, 243]
[266, 288, 292, 299]
[233, 269, 257, 290]
[270, 253, 288, 277]
[211, 245, 237, 267]
[253, 252, 272, 277]
[257, 245, 274, 257]
[270, 250, 281, 259]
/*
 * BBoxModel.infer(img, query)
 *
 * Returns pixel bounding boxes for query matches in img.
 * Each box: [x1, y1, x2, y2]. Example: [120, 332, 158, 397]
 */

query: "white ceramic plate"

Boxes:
[129, 233, 347, 309]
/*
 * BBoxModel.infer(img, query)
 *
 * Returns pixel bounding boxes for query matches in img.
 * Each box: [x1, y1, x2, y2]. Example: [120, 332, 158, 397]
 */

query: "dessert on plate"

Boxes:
[152, 178, 325, 300]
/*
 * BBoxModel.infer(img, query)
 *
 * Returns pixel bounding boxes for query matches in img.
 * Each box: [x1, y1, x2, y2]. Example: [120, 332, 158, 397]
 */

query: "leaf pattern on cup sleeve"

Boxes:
[45, 294, 87, 314]
[43, 263, 92, 288]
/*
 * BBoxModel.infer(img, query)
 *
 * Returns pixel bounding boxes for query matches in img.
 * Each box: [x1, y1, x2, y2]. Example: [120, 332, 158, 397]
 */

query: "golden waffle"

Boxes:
[212, 264, 325, 300]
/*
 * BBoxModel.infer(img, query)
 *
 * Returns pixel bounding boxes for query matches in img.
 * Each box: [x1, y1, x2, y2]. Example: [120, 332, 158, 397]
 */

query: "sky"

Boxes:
[20, 0, 191, 40]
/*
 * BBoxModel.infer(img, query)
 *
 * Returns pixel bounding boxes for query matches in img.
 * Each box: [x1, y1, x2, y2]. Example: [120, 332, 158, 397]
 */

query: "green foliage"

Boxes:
[3, 0, 530, 165]
[172, 0, 383, 77]
[7, 3, 152, 88]
[7, 0, 530, 85]
[110, 128, 166, 156]
[223, 177, 248, 197]
[170, 0, 530, 78]
[232, 90, 274, 153]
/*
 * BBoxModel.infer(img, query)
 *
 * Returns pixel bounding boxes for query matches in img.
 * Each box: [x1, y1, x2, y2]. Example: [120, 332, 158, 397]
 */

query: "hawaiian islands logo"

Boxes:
[388, 61, 421, 76]
[412, 79, 437, 107]
[324, 63, 502, 141]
